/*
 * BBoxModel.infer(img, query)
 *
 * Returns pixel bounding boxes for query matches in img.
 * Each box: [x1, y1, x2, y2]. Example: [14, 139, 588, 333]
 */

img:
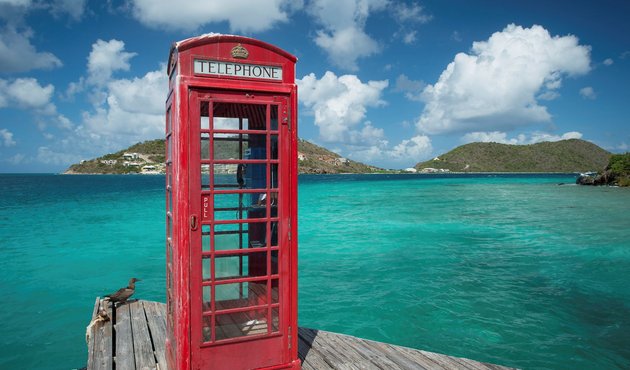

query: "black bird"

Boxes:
[104, 278, 140, 304]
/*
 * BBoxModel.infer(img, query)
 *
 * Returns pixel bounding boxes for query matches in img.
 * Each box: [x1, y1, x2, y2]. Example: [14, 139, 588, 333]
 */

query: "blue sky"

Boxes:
[1, 0, 629, 172]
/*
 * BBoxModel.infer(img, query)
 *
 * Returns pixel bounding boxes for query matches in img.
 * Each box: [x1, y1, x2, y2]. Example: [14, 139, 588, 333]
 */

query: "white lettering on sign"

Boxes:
[194, 59, 283, 81]
[202, 196, 210, 220]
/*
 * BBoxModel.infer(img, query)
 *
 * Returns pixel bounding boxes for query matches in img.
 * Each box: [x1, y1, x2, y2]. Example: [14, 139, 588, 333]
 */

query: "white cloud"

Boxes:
[107, 70, 165, 115]
[579, 86, 596, 100]
[391, 2, 431, 23]
[36, 146, 84, 165]
[0, 26, 62, 73]
[348, 134, 433, 166]
[0, 0, 84, 73]
[394, 74, 424, 101]
[390, 2, 431, 45]
[403, 31, 417, 44]
[0, 128, 16, 147]
[309, 0, 387, 71]
[0, 77, 55, 113]
[461, 130, 583, 145]
[297, 71, 388, 142]
[34, 41, 168, 168]
[603, 58, 614, 66]
[389, 135, 432, 160]
[461, 131, 521, 145]
[87, 39, 137, 86]
[348, 121, 387, 146]
[49, 0, 87, 21]
[0, 0, 32, 6]
[417, 24, 591, 135]
[529, 131, 582, 143]
[130, 0, 299, 32]
[82, 68, 168, 140]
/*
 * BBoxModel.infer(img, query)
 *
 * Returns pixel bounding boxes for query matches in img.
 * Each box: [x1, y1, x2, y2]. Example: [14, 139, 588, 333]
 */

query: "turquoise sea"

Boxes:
[1, 173, 629, 369]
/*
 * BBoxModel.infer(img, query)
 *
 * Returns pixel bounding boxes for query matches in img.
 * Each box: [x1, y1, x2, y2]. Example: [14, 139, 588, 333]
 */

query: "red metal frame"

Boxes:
[166, 35, 299, 370]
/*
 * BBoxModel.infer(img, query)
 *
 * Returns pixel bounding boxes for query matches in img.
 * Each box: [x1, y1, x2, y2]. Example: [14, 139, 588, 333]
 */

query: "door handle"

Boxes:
[190, 215, 198, 230]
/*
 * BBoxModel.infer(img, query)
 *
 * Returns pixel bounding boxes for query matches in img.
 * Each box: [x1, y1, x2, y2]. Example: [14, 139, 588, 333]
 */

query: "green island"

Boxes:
[65, 138, 628, 186]
[64, 138, 383, 175]
[415, 139, 610, 173]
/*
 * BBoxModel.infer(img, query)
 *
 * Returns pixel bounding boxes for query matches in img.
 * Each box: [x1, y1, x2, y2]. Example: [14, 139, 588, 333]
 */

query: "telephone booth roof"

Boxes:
[168, 34, 297, 84]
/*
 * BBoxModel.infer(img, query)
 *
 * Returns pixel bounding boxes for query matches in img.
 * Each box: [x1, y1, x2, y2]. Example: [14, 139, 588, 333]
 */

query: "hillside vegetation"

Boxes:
[415, 139, 610, 173]
[297, 139, 381, 174]
[65, 138, 381, 174]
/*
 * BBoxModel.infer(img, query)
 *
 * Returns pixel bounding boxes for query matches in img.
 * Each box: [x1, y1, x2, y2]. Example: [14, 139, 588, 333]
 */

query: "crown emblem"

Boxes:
[231, 44, 249, 59]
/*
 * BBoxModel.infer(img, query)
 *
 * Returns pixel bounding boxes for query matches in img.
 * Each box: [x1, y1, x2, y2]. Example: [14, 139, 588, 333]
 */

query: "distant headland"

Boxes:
[64, 138, 383, 175]
[415, 139, 610, 173]
[65, 138, 625, 182]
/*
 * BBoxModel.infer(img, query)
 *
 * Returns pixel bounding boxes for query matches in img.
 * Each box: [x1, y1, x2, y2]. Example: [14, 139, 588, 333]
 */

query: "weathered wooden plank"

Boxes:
[417, 349, 482, 370]
[359, 339, 431, 370]
[299, 328, 348, 369]
[129, 301, 157, 370]
[90, 299, 113, 370]
[115, 303, 136, 370]
[299, 328, 370, 370]
[297, 328, 335, 370]
[87, 297, 100, 370]
[330, 334, 409, 370]
[315, 330, 389, 370]
[143, 301, 167, 369]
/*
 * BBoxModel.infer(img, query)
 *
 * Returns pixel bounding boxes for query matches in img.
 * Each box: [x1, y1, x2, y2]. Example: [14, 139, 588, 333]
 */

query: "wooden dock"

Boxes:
[86, 298, 515, 370]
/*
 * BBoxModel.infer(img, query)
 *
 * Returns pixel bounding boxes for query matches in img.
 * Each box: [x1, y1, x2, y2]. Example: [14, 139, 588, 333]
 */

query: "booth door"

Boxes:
[190, 90, 292, 369]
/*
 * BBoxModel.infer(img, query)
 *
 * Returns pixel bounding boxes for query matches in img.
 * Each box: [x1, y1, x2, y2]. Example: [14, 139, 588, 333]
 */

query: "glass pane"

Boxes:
[213, 134, 249, 160]
[215, 280, 269, 310]
[271, 221, 278, 247]
[214, 223, 249, 251]
[201, 164, 210, 190]
[270, 105, 278, 131]
[203, 285, 211, 311]
[271, 279, 278, 304]
[271, 135, 278, 160]
[214, 164, 266, 190]
[167, 137, 172, 163]
[202, 316, 212, 342]
[202, 225, 210, 252]
[214, 193, 265, 221]
[244, 163, 266, 189]
[216, 309, 268, 340]
[271, 164, 278, 189]
[203, 257, 210, 281]
[213, 117, 243, 131]
[271, 250, 278, 275]
[166, 108, 172, 132]
[215, 252, 267, 280]
[201, 133, 210, 160]
[213, 165, 239, 189]
[244, 135, 267, 160]
[214, 102, 266, 130]
[271, 307, 279, 333]
[201, 102, 209, 130]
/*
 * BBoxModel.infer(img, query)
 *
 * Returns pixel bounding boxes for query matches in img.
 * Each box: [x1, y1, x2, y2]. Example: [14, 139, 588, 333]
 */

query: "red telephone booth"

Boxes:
[165, 34, 299, 370]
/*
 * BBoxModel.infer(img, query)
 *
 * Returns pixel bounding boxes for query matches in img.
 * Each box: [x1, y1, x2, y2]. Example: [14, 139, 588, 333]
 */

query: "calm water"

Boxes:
[0, 174, 629, 369]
